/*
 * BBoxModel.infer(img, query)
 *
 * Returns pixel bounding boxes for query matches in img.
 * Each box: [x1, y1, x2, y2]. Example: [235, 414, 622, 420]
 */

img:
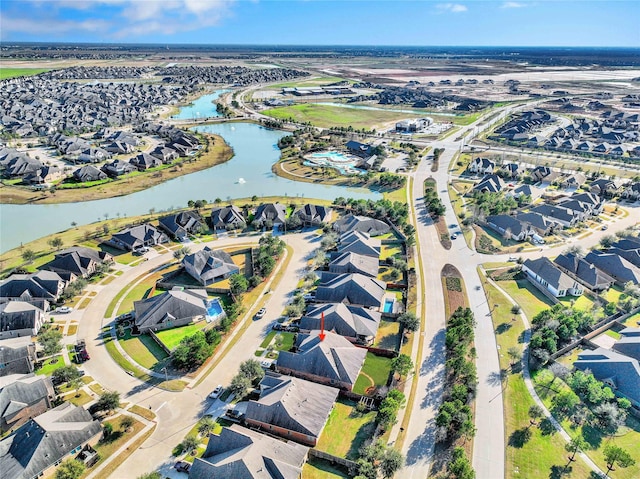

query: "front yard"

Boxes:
[316, 400, 377, 460]
[35, 355, 65, 376]
[352, 352, 392, 396]
[154, 321, 209, 351]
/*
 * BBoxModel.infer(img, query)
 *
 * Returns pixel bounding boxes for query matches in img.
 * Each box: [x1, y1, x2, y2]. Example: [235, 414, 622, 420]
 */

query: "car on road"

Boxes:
[303, 293, 316, 301]
[209, 385, 224, 399]
[255, 308, 267, 319]
[601, 225, 608, 230]
[450, 233, 458, 240]
[175, 461, 191, 473]
[55, 306, 72, 314]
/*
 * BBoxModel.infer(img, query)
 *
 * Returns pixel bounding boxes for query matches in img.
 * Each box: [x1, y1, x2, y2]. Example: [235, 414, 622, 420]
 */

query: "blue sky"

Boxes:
[1, 1, 639, 46]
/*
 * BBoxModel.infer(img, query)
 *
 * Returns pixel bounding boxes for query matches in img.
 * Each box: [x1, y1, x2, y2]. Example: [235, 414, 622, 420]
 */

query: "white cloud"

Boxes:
[436, 3, 468, 13]
[3, 0, 238, 38]
[501, 2, 527, 8]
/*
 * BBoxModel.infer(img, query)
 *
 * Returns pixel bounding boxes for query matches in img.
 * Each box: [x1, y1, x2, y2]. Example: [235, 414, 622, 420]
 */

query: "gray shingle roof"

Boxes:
[0, 402, 101, 479]
[332, 214, 389, 236]
[0, 302, 44, 333]
[336, 231, 381, 258]
[523, 257, 576, 292]
[182, 247, 239, 285]
[315, 273, 386, 308]
[277, 331, 367, 388]
[295, 204, 331, 224]
[329, 252, 379, 278]
[189, 425, 308, 479]
[0, 337, 36, 377]
[584, 251, 640, 285]
[245, 374, 338, 440]
[254, 203, 287, 225]
[554, 252, 615, 290]
[134, 288, 207, 331]
[1, 374, 54, 423]
[300, 303, 381, 340]
[210, 205, 245, 228]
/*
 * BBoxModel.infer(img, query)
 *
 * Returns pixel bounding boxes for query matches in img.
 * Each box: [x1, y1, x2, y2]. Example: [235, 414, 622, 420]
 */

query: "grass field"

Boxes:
[154, 321, 208, 351]
[119, 330, 169, 369]
[316, 400, 377, 460]
[271, 331, 296, 351]
[302, 458, 350, 479]
[380, 244, 403, 261]
[35, 355, 65, 376]
[374, 320, 401, 351]
[496, 278, 554, 320]
[559, 294, 596, 312]
[353, 352, 392, 395]
[262, 103, 418, 129]
[0, 68, 50, 79]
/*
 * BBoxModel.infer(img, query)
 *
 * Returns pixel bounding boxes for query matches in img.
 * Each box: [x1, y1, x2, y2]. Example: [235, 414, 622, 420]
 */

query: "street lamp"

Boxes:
[161, 367, 168, 383]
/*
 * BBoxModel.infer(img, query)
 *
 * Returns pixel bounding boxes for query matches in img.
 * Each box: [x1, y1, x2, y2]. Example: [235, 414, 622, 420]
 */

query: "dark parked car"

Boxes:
[175, 461, 191, 473]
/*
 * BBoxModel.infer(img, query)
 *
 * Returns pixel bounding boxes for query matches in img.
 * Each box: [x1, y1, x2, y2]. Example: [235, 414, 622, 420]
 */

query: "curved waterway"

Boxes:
[171, 90, 229, 120]
[0, 123, 380, 252]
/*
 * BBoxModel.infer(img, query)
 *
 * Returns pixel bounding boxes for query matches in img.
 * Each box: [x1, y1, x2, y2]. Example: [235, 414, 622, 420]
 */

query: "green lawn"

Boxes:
[353, 352, 392, 395]
[374, 320, 401, 351]
[119, 330, 169, 369]
[35, 355, 65, 376]
[496, 278, 554, 321]
[103, 334, 152, 382]
[316, 400, 377, 460]
[272, 331, 296, 351]
[380, 244, 403, 261]
[0, 68, 50, 80]
[533, 371, 640, 479]
[262, 103, 418, 129]
[62, 390, 93, 407]
[482, 278, 593, 479]
[259, 331, 277, 349]
[154, 321, 208, 351]
[623, 312, 640, 327]
[302, 458, 350, 479]
[603, 285, 624, 304]
[559, 294, 596, 312]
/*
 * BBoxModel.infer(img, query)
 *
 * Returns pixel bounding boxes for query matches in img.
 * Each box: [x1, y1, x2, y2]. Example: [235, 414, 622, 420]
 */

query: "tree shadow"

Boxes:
[508, 427, 532, 448]
[495, 322, 513, 334]
[486, 369, 506, 387]
[539, 418, 556, 436]
[549, 464, 572, 479]
[346, 419, 377, 460]
[581, 424, 603, 450]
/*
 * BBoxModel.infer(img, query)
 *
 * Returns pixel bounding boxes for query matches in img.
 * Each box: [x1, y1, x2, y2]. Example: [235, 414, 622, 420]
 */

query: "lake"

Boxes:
[0, 123, 380, 252]
[171, 90, 230, 120]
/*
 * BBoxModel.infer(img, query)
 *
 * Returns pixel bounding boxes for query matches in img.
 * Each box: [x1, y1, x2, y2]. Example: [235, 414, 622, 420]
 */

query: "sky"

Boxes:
[0, 0, 639, 47]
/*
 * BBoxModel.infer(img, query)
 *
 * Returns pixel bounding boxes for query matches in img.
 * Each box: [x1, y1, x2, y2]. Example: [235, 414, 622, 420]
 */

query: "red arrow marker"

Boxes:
[319, 311, 326, 341]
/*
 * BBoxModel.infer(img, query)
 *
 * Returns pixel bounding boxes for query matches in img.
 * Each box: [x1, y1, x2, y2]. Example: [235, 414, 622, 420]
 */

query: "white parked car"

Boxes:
[209, 385, 224, 399]
[55, 306, 72, 314]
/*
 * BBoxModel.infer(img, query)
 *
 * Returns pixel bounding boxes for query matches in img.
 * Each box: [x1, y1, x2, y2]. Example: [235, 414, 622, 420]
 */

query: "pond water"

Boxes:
[0, 122, 380, 252]
[171, 90, 230, 120]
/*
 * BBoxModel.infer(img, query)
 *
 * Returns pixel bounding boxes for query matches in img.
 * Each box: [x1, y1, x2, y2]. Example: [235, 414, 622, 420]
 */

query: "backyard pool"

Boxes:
[206, 298, 225, 321]
[304, 151, 365, 175]
[383, 299, 395, 314]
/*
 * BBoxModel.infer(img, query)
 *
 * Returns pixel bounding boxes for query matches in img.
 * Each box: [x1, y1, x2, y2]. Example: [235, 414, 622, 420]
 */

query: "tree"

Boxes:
[171, 331, 213, 369]
[507, 346, 522, 367]
[552, 390, 579, 415]
[197, 416, 216, 437]
[52, 365, 81, 385]
[603, 445, 635, 477]
[398, 312, 419, 333]
[103, 422, 113, 438]
[380, 448, 404, 479]
[38, 328, 63, 356]
[181, 435, 199, 455]
[448, 447, 475, 479]
[528, 405, 544, 426]
[54, 458, 85, 479]
[391, 354, 413, 377]
[565, 436, 587, 462]
[48, 237, 64, 250]
[229, 273, 249, 296]
[70, 376, 84, 397]
[173, 246, 191, 260]
[121, 415, 135, 432]
[229, 374, 251, 398]
[21, 249, 36, 264]
[95, 391, 120, 413]
[239, 359, 265, 383]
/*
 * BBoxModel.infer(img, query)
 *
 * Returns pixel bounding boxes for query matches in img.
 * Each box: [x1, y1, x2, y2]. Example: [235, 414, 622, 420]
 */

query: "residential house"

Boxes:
[0, 402, 102, 479]
[0, 271, 67, 303]
[276, 330, 367, 391]
[336, 231, 381, 258]
[0, 337, 37, 377]
[554, 253, 615, 292]
[530, 204, 578, 228]
[560, 172, 587, 190]
[568, 192, 605, 214]
[531, 166, 561, 184]
[621, 182, 640, 201]
[253, 203, 287, 228]
[468, 157, 495, 175]
[295, 204, 332, 226]
[329, 252, 379, 278]
[522, 257, 584, 298]
[101, 159, 136, 177]
[73, 165, 107, 183]
[332, 214, 390, 236]
[189, 425, 308, 479]
[502, 163, 520, 178]
[472, 174, 504, 193]
[129, 152, 163, 171]
[133, 287, 209, 334]
[150, 145, 179, 163]
[583, 251, 640, 286]
[182, 247, 240, 286]
[509, 184, 543, 201]
[158, 211, 204, 241]
[108, 224, 168, 251]
[244, 374, 339, 446]
[609, 245, 640, 269]
[42, 246, 113, 281]
[0, 374, 55, 434]
[299, 303, 381, 345]
[574, 348, 640, 407]
[486, 215, 533, 242]
[0, 302, 47, 340]
[612, 328, 640, 361]
[315, 273, 386, 309]
[22, 166, 63, 185]
[210, 205, 245, 230]
[515, 212, 559, 236]
[590, 178, 620, 197]
[103, 141, 135, 155]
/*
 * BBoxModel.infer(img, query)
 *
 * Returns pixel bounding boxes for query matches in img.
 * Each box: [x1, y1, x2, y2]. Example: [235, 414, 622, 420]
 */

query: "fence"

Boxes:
[309, 449, 357, 472]
[148, 329, 171, 355]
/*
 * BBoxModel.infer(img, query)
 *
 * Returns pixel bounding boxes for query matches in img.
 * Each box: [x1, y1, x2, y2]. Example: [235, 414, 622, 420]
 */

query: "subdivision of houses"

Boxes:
[0, 374, 55, 433]
[553, 252, 615, 292]
[182, 247, 240, 286]
[522, 257, 584, 298]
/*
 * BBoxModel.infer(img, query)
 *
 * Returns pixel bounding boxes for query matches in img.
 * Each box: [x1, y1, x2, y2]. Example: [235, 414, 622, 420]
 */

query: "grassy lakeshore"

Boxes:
[0, 134, 232, 204]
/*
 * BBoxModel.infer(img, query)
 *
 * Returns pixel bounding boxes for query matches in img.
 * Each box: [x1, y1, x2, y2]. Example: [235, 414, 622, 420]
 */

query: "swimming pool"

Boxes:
[383, 299, 394, 314]
[304, 151, 365, 175]
[206, 298, 224, 321]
